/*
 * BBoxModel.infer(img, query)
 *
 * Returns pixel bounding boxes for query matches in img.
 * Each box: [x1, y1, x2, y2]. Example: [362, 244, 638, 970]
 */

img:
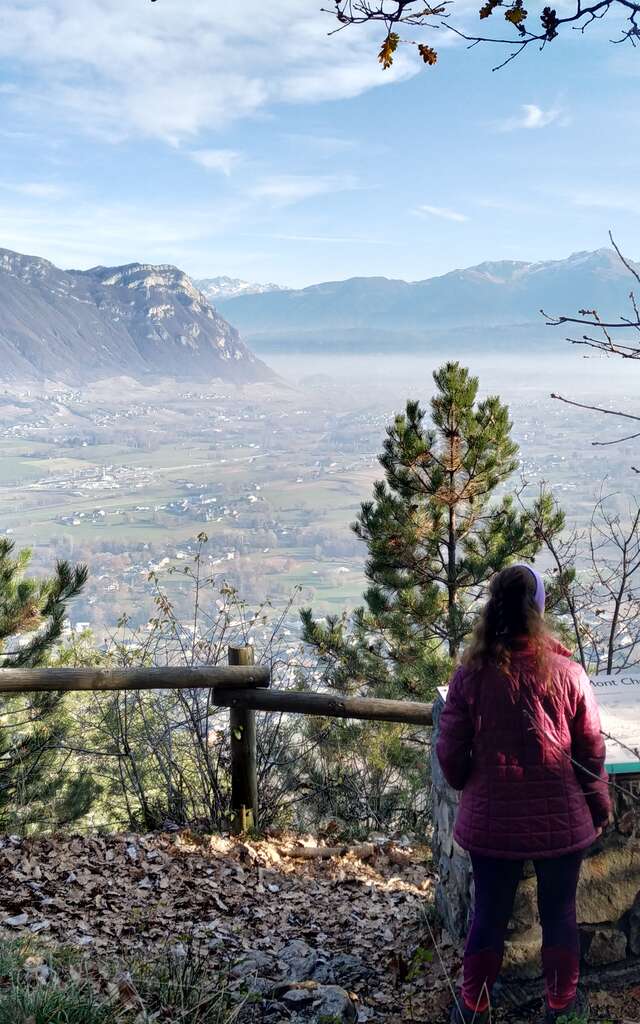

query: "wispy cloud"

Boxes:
[494, 103, 567, 132]
[282, 133, 356, 156]
[250, 174, 360, 206]
[475, 196, 537, 215]
[0, 195, 251, 273]
[414, 204, 469, 223]
[1, 181, 67, 200]
[272, 233, 388, 244]
[571, 189, 640, 216]
[189, 149, 242, 175]
[0, 1, 418, 145]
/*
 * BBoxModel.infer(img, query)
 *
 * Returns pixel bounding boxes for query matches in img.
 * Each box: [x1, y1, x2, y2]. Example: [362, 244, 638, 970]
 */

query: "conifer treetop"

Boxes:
[302, 361, 564, 700]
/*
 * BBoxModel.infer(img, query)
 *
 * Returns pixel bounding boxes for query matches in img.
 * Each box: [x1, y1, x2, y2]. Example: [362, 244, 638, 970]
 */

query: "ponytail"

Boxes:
[462, 564, 551, 684]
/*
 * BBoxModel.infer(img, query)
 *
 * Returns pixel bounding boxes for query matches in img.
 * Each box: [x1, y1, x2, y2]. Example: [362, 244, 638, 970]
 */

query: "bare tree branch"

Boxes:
[543, 235, 640, 359]
[545, 236, 640, 450]
[593, 430, 640, 447]
[327, 0, 640, 69]
[550, 393, 640, 424]
[610, 231, 640, 286]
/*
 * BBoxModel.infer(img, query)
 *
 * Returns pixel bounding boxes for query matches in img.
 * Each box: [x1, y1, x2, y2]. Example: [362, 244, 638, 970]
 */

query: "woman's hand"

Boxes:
[595, 812, 614, 836]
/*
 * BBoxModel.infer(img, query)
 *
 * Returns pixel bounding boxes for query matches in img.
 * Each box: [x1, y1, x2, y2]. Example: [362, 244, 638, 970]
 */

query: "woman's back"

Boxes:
[437, 639, 609, 858]
[437, 564, 611, 1024]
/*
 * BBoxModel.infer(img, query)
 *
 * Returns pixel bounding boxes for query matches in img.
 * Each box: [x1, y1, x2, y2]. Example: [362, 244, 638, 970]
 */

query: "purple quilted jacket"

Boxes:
[436, 640, 611, 859]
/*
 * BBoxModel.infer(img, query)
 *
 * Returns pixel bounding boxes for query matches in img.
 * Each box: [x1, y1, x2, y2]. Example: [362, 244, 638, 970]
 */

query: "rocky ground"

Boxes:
[0, 831, 638, 1023]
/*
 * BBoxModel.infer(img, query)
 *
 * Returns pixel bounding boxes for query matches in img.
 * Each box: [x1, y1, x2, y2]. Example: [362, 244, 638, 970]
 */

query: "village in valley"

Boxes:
[0, 353, 635, 648]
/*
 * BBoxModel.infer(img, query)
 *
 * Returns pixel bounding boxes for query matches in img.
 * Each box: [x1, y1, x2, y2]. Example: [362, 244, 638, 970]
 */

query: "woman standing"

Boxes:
[436, 565, 611, 1024]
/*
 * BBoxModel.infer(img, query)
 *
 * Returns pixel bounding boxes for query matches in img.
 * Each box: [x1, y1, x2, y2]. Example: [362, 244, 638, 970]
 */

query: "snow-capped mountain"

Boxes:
[195, 276, 285, 303]
[214, 248, 640, 353]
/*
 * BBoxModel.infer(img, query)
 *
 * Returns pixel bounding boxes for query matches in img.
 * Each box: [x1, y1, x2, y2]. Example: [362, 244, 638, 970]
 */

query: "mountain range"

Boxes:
[195, 276, 284, 303]
[215, 248, 640, 354]
[0, 250, 272, 384]
[2, 246, 638, 382]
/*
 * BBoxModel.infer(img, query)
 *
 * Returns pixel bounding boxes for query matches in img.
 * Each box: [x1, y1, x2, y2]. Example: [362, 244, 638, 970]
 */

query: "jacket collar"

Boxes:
[510, 636, 573, 660]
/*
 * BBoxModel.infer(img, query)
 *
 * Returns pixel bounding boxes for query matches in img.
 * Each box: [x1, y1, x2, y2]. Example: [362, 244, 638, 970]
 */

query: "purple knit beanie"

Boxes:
[513, 563, 545, 613]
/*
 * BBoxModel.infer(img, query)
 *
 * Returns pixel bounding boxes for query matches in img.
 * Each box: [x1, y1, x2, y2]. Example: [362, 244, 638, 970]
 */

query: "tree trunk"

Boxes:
[447, 409, 458, 658]
[447, 506, 457, 657]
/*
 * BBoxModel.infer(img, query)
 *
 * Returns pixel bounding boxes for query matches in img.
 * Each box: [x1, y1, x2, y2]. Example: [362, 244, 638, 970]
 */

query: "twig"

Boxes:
[550, 393, 640, 423]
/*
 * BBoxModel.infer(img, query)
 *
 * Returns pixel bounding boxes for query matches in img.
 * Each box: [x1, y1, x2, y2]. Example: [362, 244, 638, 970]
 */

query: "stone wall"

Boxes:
[431, 695, 640, 993]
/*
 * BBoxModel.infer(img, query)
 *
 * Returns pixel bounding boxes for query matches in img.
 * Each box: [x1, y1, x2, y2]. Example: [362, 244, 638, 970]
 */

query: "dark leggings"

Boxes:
[462, 851, 583, 1013]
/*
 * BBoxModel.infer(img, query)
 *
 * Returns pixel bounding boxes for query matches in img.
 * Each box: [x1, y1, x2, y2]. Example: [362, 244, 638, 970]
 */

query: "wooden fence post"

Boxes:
[228, 645, 259, 833]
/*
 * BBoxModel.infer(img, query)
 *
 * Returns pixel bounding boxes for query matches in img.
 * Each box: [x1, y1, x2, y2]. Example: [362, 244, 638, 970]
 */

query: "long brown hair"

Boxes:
[463, 565, 551, 680]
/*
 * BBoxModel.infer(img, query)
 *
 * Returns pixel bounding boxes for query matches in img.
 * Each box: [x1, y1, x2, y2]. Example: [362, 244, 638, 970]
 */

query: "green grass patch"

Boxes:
[0, 984, 111, 1024]
[0, 939, 246, 1024]
[0, 457, 45, 485]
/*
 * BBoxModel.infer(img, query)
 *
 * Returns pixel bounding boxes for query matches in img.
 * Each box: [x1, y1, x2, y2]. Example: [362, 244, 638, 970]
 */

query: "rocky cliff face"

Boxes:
[0, 249, 272, 383]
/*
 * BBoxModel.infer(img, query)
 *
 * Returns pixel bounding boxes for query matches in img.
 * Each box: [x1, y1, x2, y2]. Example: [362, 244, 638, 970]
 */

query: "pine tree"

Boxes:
[302, 361, 564, 701]
[0, 540, 96, 831]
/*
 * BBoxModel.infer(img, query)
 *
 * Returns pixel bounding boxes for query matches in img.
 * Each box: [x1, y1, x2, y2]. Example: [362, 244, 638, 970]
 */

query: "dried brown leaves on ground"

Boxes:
[0, 832, 638, 1023]
[0, 831, 448, 1022]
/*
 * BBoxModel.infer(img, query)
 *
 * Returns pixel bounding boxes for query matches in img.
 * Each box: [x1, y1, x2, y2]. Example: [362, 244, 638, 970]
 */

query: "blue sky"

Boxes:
[0, 0, 638, 287]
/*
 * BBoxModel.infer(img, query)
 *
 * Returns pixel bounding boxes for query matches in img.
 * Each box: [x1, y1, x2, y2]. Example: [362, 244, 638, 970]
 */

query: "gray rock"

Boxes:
[0, 248, 272, 384]
[503, 926, 543, 980]
[585, 928, 628, 966]
[510, 877, 538, 932]
[275, 983, 357, 1023]
[328, 953, 372, 987]
[434, 846, 471, 940]
[310, 984, 357, 1023]
[231, 950, 277, 979]
[431, 695, 474, 943]
[280, 940, 321, 982]
[577, 841, 640, 924]
[283, 989, 315, 1009]
[244, 976, 274, 996]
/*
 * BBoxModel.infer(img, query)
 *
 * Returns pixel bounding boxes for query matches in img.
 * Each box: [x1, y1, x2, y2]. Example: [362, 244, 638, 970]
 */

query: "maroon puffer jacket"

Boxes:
[436, 640, 611, 859]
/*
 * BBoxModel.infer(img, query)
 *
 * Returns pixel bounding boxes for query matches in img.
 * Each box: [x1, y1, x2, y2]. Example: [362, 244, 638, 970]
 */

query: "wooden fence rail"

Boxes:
[0, 664, 270, 693]
[0, 646, 434, 833]
[215, 687, 434, 725]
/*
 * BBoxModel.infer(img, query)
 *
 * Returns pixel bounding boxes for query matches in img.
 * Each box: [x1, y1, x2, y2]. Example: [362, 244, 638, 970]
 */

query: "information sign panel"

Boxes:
[590, 673, 640, 775]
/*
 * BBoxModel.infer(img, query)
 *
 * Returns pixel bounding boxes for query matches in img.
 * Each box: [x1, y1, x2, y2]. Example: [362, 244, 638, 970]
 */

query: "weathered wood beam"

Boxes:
[281, 843, 376, 860]
[0, 669, 434, 725]
[214, 688, 434, 726]
[0, 665, 271, 694]
[228, 647, 259, 832]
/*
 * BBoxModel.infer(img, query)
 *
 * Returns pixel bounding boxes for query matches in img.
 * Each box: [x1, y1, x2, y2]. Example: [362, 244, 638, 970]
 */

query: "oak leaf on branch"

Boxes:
[505, 2, 528, 24]
[418, 44, 438, 65]
[479, 0, 501, 18]
[378, 32, 400, 69]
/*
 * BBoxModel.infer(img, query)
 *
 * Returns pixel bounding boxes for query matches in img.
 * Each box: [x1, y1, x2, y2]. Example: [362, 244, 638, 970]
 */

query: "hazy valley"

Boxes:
[1, 349, 637, 642]
[2, 243, 639, 642]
